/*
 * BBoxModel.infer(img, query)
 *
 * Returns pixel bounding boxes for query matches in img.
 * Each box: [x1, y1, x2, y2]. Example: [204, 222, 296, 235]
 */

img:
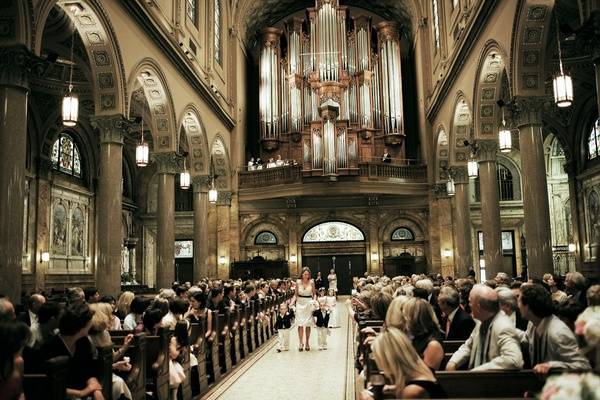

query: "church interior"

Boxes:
[1, 0, 600, 399]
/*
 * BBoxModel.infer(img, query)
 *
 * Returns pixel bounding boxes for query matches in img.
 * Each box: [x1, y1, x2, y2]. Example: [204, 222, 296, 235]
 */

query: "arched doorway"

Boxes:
[301, 221, 367, 295]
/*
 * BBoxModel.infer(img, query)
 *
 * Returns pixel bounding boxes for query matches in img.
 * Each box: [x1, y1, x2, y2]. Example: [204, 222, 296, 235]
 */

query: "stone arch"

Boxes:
[434, 124, 449, 182]
[211, 134, 232, 190]
[380, 216, 426, 242]
[241, 216, 289, 247]
[127, 58, 177, 153]
[3, 0, 32, 46]
[473, 40, 511, 140]
[179, 104, 210, 176]
[449, 92, 473, 165]
[34, 0, 127, 116]
[510, 1, 555, 98]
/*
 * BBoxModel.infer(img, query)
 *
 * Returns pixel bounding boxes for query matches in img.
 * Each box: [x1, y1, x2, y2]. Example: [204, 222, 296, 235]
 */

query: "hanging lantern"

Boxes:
[180, 159, 190, 190]
[208, 178, 218, 204]
[553, 22, 574, 108]
[498, 106, 511, 153]
[553, 71, 573, 108]
[136, 119, 149, 167]
[446, 178, 455, 196]
[499, 127, 512, 153]
[467, 157, 478, 178]
[62, 86, 78, 127]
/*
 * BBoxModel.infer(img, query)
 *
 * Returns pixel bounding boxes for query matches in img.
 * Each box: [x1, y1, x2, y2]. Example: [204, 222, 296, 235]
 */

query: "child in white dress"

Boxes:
[326, 288, 339, 328]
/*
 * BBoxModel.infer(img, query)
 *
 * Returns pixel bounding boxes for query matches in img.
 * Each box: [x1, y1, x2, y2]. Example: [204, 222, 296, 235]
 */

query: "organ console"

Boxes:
[257, 0, 407, 176]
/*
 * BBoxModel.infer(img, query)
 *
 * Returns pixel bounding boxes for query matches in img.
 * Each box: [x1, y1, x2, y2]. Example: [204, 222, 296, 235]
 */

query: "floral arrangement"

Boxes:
[540, 373, 600, 400]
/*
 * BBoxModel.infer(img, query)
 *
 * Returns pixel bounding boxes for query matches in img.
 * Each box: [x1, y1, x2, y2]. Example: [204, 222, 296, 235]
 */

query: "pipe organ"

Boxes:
[258, 0, 406, 175]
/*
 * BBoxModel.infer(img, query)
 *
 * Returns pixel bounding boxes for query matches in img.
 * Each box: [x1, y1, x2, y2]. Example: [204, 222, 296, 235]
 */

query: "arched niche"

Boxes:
[302, 221, 365, 243]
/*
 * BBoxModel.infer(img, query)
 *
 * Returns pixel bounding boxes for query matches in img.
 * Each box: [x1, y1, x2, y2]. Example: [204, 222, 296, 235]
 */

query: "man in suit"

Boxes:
[497, 288, 528, 331]
[438, 286, 475, 340]
[381, 148, 391, 163]
[18, 294, 46, 327]
[518, 284, 590, 375]
[416, 278, 443, 324]
[313, 300, 331, 350]
[446, 284, 523, 371]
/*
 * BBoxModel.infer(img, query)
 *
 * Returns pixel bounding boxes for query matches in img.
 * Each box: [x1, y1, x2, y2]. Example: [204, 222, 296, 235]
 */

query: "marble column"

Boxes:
[564, 161, 583, 270]
[207, 203, 218, 277]
[91, 115, 127, 296]
[216, 191, 232, 280]
[451, 166, 473, 277]
[192, 176, 210, 280]
[477, 140, 503, 278]
[0, 45, 45, 302]
[514, 97, 553, 279]
[154, 152, 179, 288]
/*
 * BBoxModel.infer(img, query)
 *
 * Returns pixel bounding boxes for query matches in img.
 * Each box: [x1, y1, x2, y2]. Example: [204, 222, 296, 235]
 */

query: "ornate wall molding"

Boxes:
[477, 139, 499, 162]
[90, 114, 128, 145]
[0, 44, 48, 89]
[450, 165, 469, 184]
[191, 175, 211, 193]
[217, 190, 233, 206]
[510, 95, 547, 127]
[153, 152, 181, 174]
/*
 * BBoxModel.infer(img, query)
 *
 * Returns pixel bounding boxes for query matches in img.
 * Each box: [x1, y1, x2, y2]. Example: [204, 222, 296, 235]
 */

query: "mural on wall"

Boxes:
[255, 231, 277, 244]
[391, 227, 414, 241]
[303, 221, 365, 242]
[52, 203, 67, 254]
[71, 207, 85, 256]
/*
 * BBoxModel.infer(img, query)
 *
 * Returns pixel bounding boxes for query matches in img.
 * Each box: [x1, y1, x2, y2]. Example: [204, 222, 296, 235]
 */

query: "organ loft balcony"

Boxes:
[238, 157, 428, 201]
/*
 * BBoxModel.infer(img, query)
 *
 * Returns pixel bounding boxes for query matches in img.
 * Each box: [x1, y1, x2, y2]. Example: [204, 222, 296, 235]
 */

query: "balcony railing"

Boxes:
[239, 162, 426, 189]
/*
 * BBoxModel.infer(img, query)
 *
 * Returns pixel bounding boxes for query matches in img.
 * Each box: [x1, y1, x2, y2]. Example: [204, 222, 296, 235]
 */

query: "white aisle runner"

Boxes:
[205, 300, 353, 400]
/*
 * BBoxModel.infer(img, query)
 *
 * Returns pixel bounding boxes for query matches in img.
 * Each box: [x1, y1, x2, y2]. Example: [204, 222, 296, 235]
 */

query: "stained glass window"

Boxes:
[588, 119, 600, 160]
[303, 221, 365, 242]
[214, 0, 222, 65]
[432, 0, 441, 51]
[186, 0, 197, 23]
[255, 231, 277, 245]
[391, 227, 414, 241]
[51, 134, 81, 178]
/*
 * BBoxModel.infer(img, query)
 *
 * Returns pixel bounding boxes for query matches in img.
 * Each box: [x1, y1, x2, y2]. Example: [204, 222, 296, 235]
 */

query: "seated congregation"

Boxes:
[351, 272, 599, 399]
[0, 280, 294, 400]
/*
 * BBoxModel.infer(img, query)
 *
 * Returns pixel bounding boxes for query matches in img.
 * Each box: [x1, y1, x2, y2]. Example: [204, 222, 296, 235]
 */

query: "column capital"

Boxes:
[217, 190, 233, 206]
[431, 183, 447, 199]
[450, 166, 469, 184]
[192, 175, 211, 193]
[509, 96, 547, 128]
[153, 152, 183, 174]
[90, 115, 129, 145]
[477, 139, 498, 162]
[0, 44, 48, 89]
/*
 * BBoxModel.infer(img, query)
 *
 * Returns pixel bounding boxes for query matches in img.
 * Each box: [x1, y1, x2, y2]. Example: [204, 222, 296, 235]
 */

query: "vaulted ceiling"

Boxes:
[234, 0, 421, 48]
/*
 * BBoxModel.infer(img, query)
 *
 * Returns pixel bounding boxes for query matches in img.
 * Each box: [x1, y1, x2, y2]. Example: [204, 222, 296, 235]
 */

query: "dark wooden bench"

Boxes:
[145, 328, 171, 400]
[442, 340, 465, 354]
[229, 306, 241, 366]
[23, 356, 69, 400]
[217, 312, 232, 375]
[112, 333, 147, 400]
[189, 320, 208, 396]
[436, 370, 545, 398]
[207, 312, 221, 384]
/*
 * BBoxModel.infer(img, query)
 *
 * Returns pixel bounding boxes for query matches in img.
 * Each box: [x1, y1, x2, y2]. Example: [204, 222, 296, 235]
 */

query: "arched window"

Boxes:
[303, 221, 365, 242]
[474, 163, 515, 201]
[432, 0, 441, 51]
[214, 0, 222, 65]
[255, 231, 277, 245]
[391, 227, 414, 241]
[498, 164, 514, 201]
[51, 134, 81, 178]
[588, 119, 600, 160]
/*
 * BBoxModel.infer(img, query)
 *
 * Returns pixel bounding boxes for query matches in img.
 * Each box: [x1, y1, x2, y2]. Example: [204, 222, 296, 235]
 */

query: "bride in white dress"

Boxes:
[292, 267, 316, 351]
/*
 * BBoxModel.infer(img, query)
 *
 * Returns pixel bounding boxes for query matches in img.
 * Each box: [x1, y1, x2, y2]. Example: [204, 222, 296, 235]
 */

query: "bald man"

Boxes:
[18, 294, 46, 327]
[446, 284, 523, 371]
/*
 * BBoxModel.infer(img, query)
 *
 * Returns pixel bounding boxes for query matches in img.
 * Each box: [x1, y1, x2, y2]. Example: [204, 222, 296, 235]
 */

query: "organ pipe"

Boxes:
[257, 0, 406, 154]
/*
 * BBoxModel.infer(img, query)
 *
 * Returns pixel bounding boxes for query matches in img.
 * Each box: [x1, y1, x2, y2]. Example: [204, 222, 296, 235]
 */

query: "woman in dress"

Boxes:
[328, 269, 338, 294]
[292, 267, 316, 351]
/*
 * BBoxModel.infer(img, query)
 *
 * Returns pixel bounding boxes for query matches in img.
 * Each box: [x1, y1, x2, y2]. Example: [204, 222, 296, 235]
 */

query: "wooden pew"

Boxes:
[238, 303, 249, 359]
[145, 328, 171, 400]
[442, 340, 465, 354]
[189, 320, 208, 396]
[252, 300, 262, 348]
[96, 345, 114, 400]
[229, 306, 241, 366]
[23, 356, 69, 400]
[247, 301, 256, 353]
[207, 312, 221, 384]
[217, 312, 232, 375]
[436, 370, 545, 398]
[112, 333, 147, 400]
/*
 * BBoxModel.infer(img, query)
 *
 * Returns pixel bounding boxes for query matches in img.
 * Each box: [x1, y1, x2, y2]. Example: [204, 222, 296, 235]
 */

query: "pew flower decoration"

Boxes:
[540, 373, 600, 400]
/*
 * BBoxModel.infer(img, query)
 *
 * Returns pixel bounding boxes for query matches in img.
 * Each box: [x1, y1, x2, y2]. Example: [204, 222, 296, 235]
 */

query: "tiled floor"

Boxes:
[205, 300, 352, 400]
